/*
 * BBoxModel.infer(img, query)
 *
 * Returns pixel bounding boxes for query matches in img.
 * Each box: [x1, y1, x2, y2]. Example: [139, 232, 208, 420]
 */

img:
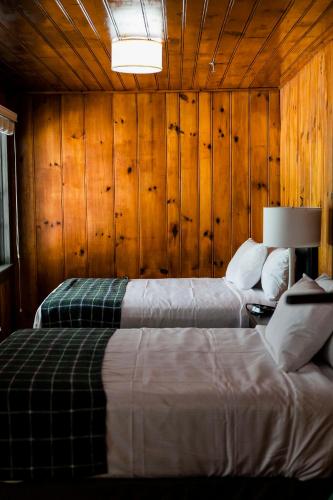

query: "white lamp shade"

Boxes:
[111, 38, 162, 74]
[263, 207, 321, 248]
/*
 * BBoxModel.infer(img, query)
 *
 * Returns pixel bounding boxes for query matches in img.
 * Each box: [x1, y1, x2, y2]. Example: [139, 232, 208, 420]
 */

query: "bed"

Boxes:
[33, 277, 275, 329]
[1, 325, 333, 484]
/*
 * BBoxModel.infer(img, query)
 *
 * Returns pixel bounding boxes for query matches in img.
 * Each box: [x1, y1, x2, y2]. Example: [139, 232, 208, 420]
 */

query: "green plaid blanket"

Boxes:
[41, 278, 128, 328]
[0, 328, 115, 480]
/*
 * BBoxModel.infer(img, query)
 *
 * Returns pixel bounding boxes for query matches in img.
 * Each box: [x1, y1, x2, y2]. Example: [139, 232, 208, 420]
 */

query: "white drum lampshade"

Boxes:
[111, 38, 162, 74]
[263, 207, 321, 287]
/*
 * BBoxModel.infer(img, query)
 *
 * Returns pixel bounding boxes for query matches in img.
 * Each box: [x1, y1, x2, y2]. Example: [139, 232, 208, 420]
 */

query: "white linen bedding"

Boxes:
[34, 278, 274, 328]
[102, 327, 333, 480]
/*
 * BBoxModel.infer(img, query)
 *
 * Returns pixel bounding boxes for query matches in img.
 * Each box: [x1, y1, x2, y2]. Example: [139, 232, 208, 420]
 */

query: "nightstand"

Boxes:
[247, 311, 272, 328]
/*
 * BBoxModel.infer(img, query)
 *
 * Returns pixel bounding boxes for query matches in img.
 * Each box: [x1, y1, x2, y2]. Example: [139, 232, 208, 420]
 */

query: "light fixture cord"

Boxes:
[13, 131, 22, 314]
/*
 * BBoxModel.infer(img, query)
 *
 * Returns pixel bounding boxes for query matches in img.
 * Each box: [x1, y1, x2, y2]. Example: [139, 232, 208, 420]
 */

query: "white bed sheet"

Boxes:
[120, 278, 273, 328]
[34, 278, 274, 329]
[102, 327, 333, 480]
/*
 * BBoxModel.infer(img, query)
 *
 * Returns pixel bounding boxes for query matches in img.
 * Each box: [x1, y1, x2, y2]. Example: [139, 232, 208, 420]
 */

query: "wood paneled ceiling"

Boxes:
[0, 0, 332, 91]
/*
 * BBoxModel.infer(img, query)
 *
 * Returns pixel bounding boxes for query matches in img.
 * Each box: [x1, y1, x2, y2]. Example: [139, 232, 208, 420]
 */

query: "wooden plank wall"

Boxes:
[281, 40, 333, 276]
[16, 90, 280, 326]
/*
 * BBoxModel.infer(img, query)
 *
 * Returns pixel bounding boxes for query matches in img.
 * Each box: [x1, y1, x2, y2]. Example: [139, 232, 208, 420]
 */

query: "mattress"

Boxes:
[102, 326, 333, 480]
[34, 278, 274, 329]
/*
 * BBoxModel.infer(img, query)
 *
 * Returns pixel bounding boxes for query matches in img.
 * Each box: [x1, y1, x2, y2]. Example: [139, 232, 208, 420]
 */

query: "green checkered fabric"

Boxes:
[41, 278, 128, 328]
[0, 328, 115, 480]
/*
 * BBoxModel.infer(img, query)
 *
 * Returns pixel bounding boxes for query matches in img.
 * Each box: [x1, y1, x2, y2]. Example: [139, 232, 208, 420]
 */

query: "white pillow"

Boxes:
[258, 275, 333, 372]
[225, 238, 267, 290]
[261, 248, 289, 301]
[316, 274, 333, 292]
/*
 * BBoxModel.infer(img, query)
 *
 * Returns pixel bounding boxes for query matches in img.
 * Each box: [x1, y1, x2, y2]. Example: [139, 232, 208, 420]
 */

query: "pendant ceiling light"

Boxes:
[111, 38, 162, 74]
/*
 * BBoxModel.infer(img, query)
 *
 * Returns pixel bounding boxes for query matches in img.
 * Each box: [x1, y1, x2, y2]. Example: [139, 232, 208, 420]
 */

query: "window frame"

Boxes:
[0, 133, 10, 265]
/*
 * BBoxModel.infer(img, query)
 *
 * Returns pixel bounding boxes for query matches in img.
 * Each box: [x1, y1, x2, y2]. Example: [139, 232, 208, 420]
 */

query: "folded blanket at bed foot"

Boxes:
[0, 328, 115, 480]
[40, 278, 128, 328]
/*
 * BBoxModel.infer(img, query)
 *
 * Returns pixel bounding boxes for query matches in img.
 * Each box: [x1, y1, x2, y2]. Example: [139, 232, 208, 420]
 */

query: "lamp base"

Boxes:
[288, 248, 295, 289]
[295, 247, 319, 280]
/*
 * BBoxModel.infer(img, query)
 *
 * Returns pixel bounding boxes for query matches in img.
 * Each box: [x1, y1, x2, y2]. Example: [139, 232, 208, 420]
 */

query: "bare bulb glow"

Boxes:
[111, 38, 162, 74]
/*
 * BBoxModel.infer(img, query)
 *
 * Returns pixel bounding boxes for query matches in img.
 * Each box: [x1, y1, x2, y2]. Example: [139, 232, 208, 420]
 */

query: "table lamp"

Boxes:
[263, 207, 321, 288]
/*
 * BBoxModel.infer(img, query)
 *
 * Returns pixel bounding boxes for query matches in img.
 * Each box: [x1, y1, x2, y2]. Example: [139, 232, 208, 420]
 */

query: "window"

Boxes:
[0, 133, 10, 264]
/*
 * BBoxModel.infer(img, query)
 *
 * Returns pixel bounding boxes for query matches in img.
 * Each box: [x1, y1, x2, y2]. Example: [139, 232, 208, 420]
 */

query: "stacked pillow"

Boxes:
[261, 248, 289, 301]
[225, 238, 267, 290]
[258, 275, 333, 372]
[225, 238, 289, 300]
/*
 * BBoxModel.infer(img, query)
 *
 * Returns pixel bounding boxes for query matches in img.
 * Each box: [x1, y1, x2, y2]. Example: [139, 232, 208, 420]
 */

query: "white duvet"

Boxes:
[102, 327, 333, 480]
[34, 278, 274, 328]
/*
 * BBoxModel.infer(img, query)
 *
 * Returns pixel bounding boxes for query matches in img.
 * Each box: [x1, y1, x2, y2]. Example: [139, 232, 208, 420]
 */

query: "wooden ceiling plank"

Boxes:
[240, 0, 313, 87]
[279, 2, 333, 75]
[280, 13, 333, 84]
[15, 2, 90, 90]
[223, 38, 266, 88]
[159, 0, 170, 89]
[72, 1, 125, 90]
[192, 0, 231, 89]
[165, 0, 183, 89]
[0, 42, 51, 91]
[0, 21, 67, 91]
[77, 0, 127, 90]
[53, 0, 120, 90]
[252, 0, 333, 87]
[181, 0, 207, 89]
[141, 0, 164, 38]
[0, 3, 84, 91]
[281, 29, 333, 85]
[189, 0, 210, 89]
[206, 0, 259, 89]
[139, 0, 162, 89]
[30, 0, 105, 90]
[222, 0, 291, 88]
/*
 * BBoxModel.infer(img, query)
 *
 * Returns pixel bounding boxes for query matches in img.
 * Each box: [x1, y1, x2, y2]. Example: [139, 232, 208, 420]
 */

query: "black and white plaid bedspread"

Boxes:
[0, 328, 115, 480]
[41, 277, 128, 328]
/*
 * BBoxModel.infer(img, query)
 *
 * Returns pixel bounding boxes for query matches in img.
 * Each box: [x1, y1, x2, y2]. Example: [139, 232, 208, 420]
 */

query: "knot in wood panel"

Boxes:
[169, 123, 184, 135]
